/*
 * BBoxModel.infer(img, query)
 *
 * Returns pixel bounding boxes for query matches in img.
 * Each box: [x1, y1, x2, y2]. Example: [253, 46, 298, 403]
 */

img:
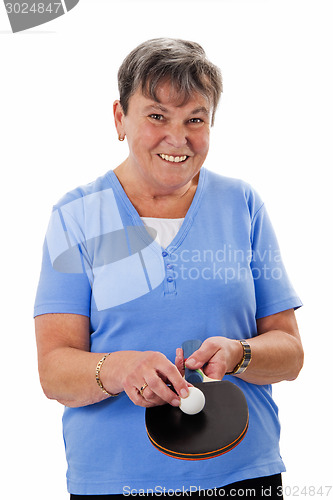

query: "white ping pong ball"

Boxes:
[179, 386, 205, 415]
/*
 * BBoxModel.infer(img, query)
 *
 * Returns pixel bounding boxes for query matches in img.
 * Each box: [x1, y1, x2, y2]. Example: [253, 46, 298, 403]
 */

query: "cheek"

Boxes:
[125, 118, 158, 145]
[127, 129, 157, 159]
[142, 124, 165, 147]
[134, 119, 159, 138]
[194, 132, 210, 155]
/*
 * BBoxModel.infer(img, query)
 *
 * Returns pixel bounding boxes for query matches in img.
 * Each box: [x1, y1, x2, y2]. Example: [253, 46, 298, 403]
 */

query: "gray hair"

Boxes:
[118, 38, 223, 126]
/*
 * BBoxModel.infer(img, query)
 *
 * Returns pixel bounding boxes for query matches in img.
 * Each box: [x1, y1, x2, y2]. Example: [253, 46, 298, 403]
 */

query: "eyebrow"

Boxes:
[143, 104, 210, 116]
[190, 106, 210, 116]
[143, 104, 169, 113]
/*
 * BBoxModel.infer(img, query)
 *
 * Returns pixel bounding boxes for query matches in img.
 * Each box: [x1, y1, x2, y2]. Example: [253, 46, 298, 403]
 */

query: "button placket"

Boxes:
[162, 250, 176, 295]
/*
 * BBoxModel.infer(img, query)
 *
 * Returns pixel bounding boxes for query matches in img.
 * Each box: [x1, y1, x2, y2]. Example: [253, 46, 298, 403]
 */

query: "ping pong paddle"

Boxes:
[145, 339, 249, 460]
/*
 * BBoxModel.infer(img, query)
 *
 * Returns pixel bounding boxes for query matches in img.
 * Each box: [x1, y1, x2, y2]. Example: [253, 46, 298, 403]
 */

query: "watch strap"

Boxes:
[227, 340, 252, 375]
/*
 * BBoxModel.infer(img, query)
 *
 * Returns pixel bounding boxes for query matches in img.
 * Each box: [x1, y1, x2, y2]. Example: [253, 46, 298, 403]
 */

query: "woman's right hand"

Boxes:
[103, 350, 190, 408]
[35, 313, 189, 408]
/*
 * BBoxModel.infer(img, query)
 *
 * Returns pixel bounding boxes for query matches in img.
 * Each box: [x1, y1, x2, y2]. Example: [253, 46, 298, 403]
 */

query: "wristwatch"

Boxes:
[227, 340, 252, 375]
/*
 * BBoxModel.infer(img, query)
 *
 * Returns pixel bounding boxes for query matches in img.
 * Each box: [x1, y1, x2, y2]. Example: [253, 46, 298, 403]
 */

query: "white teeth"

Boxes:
[159, 154, 188, 163]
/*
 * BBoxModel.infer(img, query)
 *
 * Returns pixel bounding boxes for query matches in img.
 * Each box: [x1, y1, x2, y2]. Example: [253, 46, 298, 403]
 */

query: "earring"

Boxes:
[118, 134, 125, 142]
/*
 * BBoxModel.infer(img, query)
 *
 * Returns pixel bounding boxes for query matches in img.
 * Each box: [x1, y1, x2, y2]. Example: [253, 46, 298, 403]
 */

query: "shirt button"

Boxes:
[166, 264, 173, 269]
[162, 251, 168, 257]
[167, 277, 174, 283]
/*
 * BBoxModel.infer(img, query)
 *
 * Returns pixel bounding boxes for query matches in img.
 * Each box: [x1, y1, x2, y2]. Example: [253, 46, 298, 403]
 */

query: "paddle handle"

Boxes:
[182, 339, 204, 384]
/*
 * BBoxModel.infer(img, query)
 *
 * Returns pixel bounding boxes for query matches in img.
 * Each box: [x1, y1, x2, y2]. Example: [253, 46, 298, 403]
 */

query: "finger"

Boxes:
[146, 366, 189, 406]
[144, 373, 181, 407]
[127, 386, 150, 407]
[140, 387, 167, 407]
[202, 361, 226, 380]
[186, 338, 230, 380]
[125, 383, 165, 408]
[162, 361, 190, 401]
[140, 385, 161, 403]
[122, 351, 189, 406]
[152, 354, 190, 401]
[185, 340, 218, 369]
[175, 348, 185, 377]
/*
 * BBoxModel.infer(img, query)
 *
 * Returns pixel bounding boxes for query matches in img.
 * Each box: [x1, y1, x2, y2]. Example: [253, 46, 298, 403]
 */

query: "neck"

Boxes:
[113, 161, 200, 218]
[131, 182, 194, 203]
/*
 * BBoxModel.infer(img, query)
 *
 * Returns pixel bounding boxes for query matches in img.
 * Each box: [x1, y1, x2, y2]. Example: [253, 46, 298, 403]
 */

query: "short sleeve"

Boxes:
[34, 207, 92, 318]
[250, 203, 302, 319]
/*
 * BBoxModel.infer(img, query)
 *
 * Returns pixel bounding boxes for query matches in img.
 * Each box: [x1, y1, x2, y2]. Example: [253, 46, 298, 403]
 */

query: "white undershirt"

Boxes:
[141, 217, 185, 249]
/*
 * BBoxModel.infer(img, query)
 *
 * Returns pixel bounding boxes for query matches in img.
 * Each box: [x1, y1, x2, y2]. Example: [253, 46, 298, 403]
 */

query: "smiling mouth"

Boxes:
[158, 154, 189, 163]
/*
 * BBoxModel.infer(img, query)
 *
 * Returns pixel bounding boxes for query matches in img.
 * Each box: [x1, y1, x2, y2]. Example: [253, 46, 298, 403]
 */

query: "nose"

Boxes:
[164, 122, 188, 148]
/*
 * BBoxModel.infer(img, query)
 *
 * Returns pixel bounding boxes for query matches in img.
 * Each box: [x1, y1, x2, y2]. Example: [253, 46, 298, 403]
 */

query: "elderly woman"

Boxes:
[34, 38, 303, 499]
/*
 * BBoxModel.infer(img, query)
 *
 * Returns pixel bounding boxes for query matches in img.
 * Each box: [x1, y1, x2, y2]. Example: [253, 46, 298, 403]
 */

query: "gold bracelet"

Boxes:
[95, 353, 120, 397]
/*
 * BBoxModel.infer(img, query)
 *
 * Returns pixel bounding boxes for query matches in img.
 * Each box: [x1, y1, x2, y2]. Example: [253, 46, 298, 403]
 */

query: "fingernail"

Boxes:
[180, 388, 189, 399]
[171, 399, 180, 407]
[186, 358, 195, 368]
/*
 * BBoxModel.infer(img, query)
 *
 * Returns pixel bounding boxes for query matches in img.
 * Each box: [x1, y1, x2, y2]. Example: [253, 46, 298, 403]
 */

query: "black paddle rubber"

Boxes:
[145, 380, 248, 460]
[145, 339, 249, 460]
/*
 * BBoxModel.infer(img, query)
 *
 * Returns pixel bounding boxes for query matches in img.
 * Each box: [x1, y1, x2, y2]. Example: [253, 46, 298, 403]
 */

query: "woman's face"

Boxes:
[114, 81, 211, 195]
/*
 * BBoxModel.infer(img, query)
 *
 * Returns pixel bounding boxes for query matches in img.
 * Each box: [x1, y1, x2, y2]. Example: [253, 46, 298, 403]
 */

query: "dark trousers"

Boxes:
[70, 473, 283, 499]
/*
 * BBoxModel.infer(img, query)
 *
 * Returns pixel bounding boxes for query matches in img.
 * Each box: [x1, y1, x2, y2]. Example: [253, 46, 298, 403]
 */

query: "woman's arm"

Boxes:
[236, 308, 304, 384]
[183, 309, 304, 385]
[35, 313, 189, 408]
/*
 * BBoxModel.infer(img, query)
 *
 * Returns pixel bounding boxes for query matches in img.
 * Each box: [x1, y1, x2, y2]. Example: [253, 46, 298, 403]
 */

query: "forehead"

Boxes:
[129, 81, 211, 114]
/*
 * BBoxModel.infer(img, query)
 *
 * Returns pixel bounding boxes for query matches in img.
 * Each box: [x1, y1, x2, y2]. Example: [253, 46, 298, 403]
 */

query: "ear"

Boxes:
[113, 100, 126, 137]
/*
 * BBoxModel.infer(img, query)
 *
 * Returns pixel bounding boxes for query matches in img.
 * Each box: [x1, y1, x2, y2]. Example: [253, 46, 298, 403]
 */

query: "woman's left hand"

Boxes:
[175, 337, 243, 380]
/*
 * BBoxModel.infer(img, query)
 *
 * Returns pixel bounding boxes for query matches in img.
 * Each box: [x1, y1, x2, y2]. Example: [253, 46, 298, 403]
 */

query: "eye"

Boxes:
[189, 118, 204, 124]
[149, 114, 164, 121]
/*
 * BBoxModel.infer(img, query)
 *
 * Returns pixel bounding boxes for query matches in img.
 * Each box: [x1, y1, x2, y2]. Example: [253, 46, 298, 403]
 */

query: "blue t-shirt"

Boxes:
[34, 168, 302, 495]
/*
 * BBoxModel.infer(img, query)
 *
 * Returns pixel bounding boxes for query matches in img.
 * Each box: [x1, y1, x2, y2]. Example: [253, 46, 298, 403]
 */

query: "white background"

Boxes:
[1, 0, 332, 498]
